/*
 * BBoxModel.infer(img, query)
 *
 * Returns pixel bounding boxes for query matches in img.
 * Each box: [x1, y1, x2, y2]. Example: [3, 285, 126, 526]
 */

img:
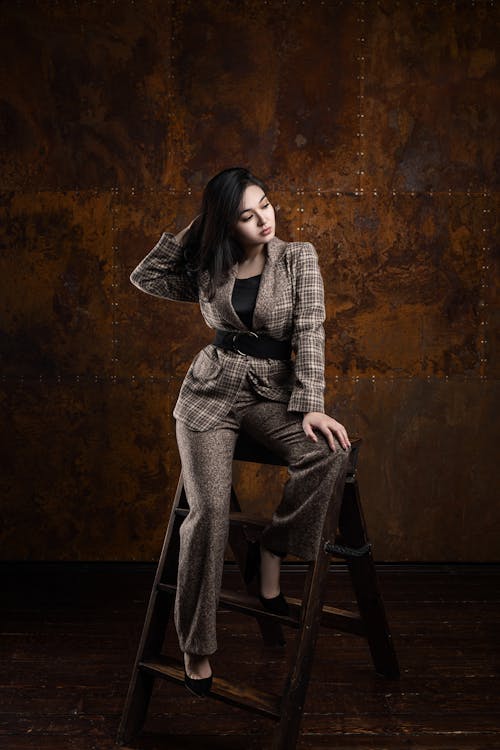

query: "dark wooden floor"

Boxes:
[1, 562, 499, 749]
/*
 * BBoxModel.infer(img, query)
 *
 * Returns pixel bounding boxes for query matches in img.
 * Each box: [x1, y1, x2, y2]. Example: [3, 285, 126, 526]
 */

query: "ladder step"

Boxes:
[218, 588, 299, 624]
[319, 602, 366, 635]
[139, 655, 281, 719]
[157, 583, 364, 635]
[175, 507, 270, 528]
[158, 583, 298, 625]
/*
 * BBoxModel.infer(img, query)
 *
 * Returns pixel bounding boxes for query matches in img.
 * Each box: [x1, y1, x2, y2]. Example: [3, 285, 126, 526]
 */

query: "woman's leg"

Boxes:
[259, 546, 284, 598]
[174, 419, 239, 666]
[240, 401, 351, 561]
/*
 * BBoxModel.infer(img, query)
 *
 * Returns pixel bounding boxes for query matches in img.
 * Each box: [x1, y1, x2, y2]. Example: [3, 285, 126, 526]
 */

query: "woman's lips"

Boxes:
[261, 227, 272, 236]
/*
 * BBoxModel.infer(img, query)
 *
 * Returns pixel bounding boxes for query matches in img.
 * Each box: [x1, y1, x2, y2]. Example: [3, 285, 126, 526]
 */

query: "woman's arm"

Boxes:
[287, 242, 326, 414]
[129, 217, 199, 302]
[287, 242, 350, 452]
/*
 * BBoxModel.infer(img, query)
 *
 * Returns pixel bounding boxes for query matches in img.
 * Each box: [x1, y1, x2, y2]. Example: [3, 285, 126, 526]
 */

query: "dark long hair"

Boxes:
[179, 167, 268, 301]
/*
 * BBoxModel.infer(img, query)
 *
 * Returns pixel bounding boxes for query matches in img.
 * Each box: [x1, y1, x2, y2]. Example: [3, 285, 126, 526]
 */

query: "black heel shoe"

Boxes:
[259, 590, 290, 617]
[183, 656, 213, 698]
[184, 668, 212, 698]
[244, 540, 290, 617]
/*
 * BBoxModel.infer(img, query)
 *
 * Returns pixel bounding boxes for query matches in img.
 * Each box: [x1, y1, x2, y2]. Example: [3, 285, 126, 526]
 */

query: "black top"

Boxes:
[232, 274, 262, 329]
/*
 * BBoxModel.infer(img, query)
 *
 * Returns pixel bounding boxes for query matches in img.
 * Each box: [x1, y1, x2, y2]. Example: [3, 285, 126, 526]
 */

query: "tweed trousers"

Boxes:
[173, 373, 351, 656]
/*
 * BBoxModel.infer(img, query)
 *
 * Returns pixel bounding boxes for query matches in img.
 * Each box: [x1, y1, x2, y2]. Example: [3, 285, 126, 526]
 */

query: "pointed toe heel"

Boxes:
[183, 667, 213, 698]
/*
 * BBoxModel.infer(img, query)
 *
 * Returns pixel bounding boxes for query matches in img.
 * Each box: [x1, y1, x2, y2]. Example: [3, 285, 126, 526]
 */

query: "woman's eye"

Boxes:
[241, 203, 271, 222]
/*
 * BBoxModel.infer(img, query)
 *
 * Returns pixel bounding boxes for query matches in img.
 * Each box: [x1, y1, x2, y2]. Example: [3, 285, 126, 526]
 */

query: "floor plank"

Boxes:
[1, 562, 499, 749]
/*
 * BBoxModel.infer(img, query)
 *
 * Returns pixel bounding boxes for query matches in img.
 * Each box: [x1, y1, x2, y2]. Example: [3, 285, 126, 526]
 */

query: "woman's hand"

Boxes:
[174, 214, 203, 244]
[302, 412, 351, 452]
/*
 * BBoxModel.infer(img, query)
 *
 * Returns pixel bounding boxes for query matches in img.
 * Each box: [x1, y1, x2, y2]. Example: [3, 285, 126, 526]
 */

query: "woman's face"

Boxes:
[232, 183, 276, 249]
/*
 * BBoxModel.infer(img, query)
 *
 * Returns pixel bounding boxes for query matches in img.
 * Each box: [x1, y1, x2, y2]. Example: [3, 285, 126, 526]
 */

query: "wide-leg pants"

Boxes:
[173, 373, 351, 655]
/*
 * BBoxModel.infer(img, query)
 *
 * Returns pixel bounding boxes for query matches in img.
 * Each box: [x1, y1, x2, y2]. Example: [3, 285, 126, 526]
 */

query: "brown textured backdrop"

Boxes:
[0, 0, 498, 561]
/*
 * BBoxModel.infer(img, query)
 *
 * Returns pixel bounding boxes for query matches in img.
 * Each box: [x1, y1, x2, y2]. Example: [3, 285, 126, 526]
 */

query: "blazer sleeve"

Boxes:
[287, 242, 326, 414]
[129, 232, 198, 303]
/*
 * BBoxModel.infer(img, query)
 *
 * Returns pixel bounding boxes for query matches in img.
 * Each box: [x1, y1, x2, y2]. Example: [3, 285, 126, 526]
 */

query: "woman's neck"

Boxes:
[236, 245, 267, 279]
[242, 241, 266, 260]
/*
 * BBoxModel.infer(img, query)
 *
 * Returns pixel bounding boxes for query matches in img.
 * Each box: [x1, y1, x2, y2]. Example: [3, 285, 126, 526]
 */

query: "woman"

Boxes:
[130, 167, 351, 697]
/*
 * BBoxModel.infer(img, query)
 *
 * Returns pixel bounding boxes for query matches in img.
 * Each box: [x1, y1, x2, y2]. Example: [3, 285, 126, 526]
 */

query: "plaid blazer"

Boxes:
[130, 232, 326, 431]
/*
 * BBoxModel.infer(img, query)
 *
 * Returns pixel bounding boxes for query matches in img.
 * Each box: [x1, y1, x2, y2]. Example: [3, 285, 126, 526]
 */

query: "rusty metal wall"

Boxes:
[0, 0, 498, 561]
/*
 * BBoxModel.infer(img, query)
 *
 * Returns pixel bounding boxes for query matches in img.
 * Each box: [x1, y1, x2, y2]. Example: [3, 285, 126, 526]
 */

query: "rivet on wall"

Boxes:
[478, 192, 490, 380]
[110, 186, 120, 378]
[356, 2, 366, 198]
[295, 187, 305, 236]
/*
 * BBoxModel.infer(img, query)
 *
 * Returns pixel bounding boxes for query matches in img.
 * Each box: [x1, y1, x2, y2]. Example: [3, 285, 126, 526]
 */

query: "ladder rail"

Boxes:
[117, 472, 186, 743]
[117, 435, 400, 749]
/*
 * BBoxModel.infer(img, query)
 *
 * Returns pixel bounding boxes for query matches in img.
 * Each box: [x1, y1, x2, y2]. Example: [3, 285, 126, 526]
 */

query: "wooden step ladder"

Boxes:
[117, 433, 399, 749]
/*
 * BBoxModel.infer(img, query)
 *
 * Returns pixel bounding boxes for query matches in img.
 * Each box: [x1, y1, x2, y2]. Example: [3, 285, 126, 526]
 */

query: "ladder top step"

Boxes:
[139, 655, 281, 719]
[175, 507, 270, 527]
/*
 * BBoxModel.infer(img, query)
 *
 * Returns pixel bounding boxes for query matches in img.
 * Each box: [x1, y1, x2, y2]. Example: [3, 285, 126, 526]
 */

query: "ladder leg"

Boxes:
[272, 459, 349, 750]
[117, 592, 171, 743]
[117, 473, 186, 744]
[338, 479, 400, 679]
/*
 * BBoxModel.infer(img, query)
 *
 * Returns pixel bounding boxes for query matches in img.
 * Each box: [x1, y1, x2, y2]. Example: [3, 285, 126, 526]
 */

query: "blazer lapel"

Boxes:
[215, 267, 247, 331]
[252, 235, 288, 330]
[204, 234, 289, 332]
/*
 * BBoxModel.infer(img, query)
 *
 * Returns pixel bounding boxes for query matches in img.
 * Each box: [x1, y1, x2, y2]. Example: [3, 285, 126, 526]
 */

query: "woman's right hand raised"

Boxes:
[175, 214, 202, 244]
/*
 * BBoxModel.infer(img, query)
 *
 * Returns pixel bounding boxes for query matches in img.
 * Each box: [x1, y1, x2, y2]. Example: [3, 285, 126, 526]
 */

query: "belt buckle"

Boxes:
[232, 331, 258, 356]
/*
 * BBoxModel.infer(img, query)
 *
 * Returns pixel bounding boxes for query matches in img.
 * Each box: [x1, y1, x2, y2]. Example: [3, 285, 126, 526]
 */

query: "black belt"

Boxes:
[213, 329, 292, 360]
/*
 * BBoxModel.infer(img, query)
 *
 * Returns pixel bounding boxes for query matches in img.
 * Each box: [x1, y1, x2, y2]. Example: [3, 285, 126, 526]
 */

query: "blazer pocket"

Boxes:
[190, 346, 223, 382]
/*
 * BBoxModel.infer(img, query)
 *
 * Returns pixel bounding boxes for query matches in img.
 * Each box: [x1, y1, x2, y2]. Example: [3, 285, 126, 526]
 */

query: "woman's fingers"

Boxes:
[303, 423, 318, 442]
[334, 426, 350, 451]
[303, 420, 336, 451]
[333, 423, 350, 450]
[302, 414, 351, 452]
[322, 426, 336, 451]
